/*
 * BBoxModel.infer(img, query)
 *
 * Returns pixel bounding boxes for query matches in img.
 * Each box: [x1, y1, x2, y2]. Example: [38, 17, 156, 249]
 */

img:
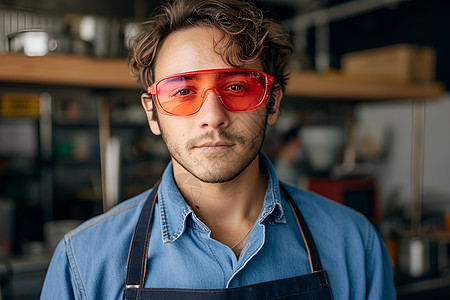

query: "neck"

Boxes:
[172, 155, 267, 251]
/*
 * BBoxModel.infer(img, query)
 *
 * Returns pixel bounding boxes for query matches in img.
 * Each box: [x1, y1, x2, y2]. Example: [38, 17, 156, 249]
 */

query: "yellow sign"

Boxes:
[1, 93, 40, 118]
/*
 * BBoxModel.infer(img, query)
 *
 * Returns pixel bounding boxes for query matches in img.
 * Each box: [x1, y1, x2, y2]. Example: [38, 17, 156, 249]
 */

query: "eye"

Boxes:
[225, 84, 247, 93]
[175, 89, 191, 96]
[229, 85, 243, 91]
[172, 88, 197, 98]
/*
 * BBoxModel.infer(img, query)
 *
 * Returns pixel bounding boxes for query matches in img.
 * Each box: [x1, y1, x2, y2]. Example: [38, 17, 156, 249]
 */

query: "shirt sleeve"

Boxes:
[40, 238, 77, 300]
[365, 223, 397, 300]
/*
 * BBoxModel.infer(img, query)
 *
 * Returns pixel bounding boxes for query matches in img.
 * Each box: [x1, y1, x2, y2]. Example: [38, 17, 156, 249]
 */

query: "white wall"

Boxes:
[356, 93, 450, 216]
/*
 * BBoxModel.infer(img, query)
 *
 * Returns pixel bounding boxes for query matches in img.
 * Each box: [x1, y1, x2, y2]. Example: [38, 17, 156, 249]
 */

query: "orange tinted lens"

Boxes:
[156, 75, 203, 115]
[154, 70, 270, 115]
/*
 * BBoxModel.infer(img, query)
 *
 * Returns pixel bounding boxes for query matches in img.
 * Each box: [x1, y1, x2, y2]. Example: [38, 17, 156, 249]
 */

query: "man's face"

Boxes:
[142, 26, 281, 183]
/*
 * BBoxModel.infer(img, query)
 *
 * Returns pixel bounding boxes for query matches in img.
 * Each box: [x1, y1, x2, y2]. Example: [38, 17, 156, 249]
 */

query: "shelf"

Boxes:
[0, 53, 444, 99]
[285, 72, 445, 100]
[0, 53, 138, 89]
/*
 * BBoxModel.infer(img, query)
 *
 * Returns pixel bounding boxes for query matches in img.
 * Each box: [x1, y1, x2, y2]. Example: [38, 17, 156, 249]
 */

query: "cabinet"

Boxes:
[48, 91, 167, 221]
[0, 54, 170, 256]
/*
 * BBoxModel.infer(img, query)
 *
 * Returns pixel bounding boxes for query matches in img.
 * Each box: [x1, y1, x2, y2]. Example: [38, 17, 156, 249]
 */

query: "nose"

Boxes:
[196, 89, 230, 129]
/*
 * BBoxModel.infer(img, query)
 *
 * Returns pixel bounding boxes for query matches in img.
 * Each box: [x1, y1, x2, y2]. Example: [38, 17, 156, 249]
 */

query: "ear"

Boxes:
[141, 93, 161, 135]
[267, 87, 283, 126]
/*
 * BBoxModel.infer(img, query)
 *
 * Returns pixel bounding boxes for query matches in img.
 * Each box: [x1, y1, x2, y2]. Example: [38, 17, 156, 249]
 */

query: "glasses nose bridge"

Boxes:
[200, 86, 222, 103]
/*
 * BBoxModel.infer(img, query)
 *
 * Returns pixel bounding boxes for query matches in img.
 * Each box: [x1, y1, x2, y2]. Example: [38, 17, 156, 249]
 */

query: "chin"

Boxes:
[194, 170, 243, 184]
[178, 150, 260, 184]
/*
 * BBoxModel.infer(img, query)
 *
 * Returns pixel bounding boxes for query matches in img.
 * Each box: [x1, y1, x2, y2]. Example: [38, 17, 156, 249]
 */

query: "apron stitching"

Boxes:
[136, 282, 328, 293]
[288, 199, 314, 273]
[139, 191, 157, 286]
[126, 190, 150, 287]
[125, 226, 138, 286]
[323, 272, 334, 300]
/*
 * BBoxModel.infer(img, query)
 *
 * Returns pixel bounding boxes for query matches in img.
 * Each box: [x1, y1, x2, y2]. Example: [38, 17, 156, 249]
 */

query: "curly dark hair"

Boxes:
[129, 0, 293, 116]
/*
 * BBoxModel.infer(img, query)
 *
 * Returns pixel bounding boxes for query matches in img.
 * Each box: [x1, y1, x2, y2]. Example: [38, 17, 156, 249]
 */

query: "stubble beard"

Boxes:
[159, 115, 268, 184]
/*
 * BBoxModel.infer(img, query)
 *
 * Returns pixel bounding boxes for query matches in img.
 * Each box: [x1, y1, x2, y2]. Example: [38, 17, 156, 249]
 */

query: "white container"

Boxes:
[300, 125, 345, 172]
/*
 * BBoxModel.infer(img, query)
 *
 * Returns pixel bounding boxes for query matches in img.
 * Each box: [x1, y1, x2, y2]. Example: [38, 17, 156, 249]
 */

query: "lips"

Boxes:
[191, 140, 236, 153]
[185, 130, 245, 152]
[196, 141, 234, 148]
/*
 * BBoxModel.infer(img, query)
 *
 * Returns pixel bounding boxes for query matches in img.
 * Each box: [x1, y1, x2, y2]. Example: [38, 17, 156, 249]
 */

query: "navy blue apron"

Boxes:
[123, 182, 333, 299]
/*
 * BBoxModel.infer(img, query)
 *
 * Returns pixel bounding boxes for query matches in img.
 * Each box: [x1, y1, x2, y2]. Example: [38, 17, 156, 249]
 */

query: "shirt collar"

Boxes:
[157, 152, 286, 244]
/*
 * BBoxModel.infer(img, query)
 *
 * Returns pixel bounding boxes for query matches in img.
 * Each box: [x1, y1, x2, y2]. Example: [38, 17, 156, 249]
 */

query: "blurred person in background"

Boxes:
[274, 127, 306, 186]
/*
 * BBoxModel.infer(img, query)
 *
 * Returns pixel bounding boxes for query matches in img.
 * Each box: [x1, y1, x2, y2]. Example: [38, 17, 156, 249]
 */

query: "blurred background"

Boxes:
[0, 0, 449, 298]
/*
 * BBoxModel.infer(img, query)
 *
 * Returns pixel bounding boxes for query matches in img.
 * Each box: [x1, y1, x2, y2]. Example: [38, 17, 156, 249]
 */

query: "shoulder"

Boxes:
[69, 189, 150, 239]
[61, 189, 152, 258]
[282, 183, 369, 227]
[281, 182, 375, 250]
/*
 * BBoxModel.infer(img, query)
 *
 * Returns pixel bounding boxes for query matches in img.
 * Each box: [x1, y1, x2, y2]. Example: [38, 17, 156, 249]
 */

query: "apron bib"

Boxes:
[123, 182, 333, 300]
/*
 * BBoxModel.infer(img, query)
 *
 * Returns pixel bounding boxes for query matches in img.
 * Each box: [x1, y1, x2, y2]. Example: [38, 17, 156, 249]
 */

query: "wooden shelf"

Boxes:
[0, 53, 445, 99]
[285, 71, 445, 100]
[0, 53, 139, 89]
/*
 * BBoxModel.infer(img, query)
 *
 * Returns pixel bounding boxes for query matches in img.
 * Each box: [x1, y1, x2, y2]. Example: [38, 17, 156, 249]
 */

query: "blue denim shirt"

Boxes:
[40, 153, 395, 299]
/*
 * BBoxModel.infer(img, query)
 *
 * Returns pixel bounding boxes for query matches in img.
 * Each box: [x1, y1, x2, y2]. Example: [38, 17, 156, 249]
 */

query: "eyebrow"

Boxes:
[217, 70, 250, 80]
[164, 73, 200, 84]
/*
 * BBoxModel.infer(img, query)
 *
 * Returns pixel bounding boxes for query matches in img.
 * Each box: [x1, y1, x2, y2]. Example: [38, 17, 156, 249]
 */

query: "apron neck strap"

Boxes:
[280, 183, 324, 273]
[124, 181, 160, 291]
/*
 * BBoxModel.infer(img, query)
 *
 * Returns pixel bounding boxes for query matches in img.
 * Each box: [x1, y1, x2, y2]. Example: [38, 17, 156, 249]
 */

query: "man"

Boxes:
[41, 0, 396, 299]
